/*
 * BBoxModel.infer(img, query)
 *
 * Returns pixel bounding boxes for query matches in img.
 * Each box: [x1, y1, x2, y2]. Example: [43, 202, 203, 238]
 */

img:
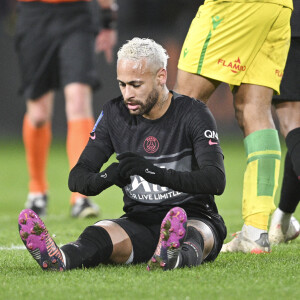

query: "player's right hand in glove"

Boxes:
[117, 152, 164, 185]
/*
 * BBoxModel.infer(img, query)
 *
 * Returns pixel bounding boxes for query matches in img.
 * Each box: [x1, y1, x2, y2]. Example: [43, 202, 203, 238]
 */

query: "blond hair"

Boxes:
[117, 38, 169, 72]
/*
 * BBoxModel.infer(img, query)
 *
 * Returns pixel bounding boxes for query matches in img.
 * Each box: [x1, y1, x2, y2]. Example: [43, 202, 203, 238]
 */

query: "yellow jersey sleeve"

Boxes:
[204, 0, 293, 10]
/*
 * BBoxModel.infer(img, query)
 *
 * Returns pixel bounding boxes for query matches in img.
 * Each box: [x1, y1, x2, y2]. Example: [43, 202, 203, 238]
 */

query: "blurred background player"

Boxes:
[14, 0, 118, 217]
[269, 0, 300, 244]
[174, 0, 292, 253]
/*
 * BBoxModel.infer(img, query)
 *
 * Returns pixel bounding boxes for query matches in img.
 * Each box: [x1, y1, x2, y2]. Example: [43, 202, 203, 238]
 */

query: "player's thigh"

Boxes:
[59, 31, 99, 89]
[174, 69, 220, 103]
[178, 2, 288, 88]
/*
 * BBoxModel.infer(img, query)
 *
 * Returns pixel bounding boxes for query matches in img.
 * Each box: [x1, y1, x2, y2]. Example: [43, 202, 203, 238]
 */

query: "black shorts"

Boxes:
[109, 212, 226, 264]
[15, 2, 100, 100]
[273, 38, 300, 103]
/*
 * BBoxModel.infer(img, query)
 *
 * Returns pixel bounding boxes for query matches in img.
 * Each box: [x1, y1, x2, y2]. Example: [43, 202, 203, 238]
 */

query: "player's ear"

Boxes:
[156, 68, 167, 85]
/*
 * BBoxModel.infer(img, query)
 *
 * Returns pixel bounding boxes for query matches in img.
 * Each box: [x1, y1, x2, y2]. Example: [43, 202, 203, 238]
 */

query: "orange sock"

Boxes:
[23, 115, 52, 193]
[67, 118, 94, 204]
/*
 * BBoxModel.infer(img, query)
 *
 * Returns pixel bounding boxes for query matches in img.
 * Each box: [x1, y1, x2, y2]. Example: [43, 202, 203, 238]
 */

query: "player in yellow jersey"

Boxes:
[175, 0, 293, 253]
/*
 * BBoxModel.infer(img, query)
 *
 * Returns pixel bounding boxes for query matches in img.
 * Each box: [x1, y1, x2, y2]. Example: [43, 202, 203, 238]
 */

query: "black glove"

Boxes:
[98, 162, 131, 190]
[117, 152, 164, 185]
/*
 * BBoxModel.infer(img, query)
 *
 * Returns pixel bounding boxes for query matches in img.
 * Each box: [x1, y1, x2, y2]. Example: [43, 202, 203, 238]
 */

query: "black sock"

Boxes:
[61, 226, 113, 270]
[278, 152, 300, 213]
[280, 127, 300, 213]
[178, 226, 204, 268]
[286, 127, 300, 178]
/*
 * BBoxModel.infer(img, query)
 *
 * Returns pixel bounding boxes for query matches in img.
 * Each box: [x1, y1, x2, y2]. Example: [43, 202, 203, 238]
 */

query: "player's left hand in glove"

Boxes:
[117, 152, 164, 185]
[99, 162, 131, 188]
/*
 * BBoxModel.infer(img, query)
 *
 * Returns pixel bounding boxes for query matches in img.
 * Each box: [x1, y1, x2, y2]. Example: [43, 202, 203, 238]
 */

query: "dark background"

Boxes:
[0, 0, 240, 140]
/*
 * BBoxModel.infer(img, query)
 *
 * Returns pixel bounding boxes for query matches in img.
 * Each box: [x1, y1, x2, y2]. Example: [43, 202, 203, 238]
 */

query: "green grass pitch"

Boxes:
[0, 138, 299, 300]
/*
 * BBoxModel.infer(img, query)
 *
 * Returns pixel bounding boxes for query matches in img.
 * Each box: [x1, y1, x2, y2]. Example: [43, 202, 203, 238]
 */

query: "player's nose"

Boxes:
[123, 85, 135, 100]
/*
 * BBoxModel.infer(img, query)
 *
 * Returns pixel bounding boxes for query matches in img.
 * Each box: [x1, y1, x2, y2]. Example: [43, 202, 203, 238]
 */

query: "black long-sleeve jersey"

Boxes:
[69, 91, 226, 226]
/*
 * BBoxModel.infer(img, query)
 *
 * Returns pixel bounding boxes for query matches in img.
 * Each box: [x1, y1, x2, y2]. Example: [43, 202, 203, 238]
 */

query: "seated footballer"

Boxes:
[18, 37, 227, 271]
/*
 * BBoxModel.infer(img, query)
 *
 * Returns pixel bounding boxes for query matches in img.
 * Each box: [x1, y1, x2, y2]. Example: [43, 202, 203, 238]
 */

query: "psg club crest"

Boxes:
[143, 136, 159, 154]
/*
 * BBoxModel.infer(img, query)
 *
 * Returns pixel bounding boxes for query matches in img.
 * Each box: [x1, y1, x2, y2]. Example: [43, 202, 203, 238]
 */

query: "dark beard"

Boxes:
[140, 88, 159, 115]
[125, 88, 159, 116]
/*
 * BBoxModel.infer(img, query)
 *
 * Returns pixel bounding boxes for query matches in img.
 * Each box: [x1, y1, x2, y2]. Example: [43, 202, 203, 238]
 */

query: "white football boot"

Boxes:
[269, 208, 300, 245]
[221, 224, 270, 254]
[26, 193, 48, 217]
[71, 197, 100, 218]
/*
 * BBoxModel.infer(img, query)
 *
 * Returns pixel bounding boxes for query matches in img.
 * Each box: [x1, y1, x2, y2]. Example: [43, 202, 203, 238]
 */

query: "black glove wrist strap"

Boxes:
[100, 4, 118, 29]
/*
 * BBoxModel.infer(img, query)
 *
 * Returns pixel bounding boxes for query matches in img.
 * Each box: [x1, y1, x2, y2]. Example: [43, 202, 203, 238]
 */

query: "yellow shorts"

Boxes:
[178, 2, 292, 94]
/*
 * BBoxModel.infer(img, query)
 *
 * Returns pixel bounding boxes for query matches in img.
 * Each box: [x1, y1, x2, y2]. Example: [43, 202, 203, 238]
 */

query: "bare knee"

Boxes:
[187, 220, 214, 260]
[26, 92, 54, 127]
[95, 220, 133, 264]
[65, 83, 93, 120]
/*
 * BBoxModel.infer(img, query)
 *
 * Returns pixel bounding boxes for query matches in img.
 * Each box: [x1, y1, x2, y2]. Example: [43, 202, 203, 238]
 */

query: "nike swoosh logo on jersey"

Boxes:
[209, 139, 218, 145]
[145, 169, 155, 175]
[90, 133, 96, 140]
[101, 173, 107, 178]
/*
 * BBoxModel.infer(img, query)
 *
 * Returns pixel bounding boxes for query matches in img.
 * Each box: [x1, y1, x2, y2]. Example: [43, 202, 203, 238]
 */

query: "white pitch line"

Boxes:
[0, 245, 26, 250]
